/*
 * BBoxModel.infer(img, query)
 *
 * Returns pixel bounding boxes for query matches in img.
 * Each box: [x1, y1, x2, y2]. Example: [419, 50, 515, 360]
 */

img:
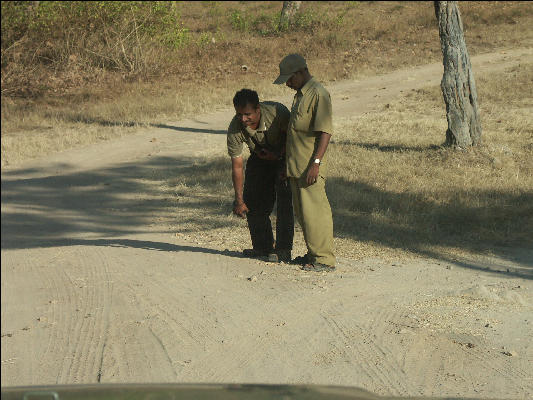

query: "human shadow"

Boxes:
[44, 112, 139, 128]
[14, 237, 243, 258]
[150, 123, 227, 134]
[332, 141, 443, 152]
[46, 112, 227, 134]
[327, 177, 533, 279]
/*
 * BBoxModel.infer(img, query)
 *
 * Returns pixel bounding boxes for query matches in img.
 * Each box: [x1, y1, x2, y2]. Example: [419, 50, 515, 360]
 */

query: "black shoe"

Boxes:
[291, 254, 309, 265]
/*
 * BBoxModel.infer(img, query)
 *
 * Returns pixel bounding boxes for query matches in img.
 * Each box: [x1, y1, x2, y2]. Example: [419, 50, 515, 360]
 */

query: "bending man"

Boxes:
[227, 89, 294, 263]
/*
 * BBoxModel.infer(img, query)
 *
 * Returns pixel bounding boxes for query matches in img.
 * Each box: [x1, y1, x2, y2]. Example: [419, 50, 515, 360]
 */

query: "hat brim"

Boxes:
[273, 73, 292, 85]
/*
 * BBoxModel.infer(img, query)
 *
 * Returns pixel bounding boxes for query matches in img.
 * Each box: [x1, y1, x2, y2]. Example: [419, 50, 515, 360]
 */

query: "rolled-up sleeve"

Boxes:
[227, 117, 244, 158]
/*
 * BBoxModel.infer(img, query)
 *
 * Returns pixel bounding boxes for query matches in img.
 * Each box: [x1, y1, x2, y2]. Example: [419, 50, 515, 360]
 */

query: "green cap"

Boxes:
[273, 54, 307, 84]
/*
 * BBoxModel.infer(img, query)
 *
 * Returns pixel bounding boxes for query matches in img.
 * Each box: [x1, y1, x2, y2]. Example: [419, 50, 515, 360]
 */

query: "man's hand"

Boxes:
[233, 200, 249, 218]
[306, 163, 319, 185]
[257, 148, 279, 161]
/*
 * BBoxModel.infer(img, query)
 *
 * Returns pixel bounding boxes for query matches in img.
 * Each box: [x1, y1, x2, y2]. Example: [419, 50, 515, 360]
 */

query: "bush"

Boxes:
[1, 1, 189, 74]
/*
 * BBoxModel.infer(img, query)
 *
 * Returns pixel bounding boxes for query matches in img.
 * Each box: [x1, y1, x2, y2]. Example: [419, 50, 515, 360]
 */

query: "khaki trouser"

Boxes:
[289, 176, 335, 266]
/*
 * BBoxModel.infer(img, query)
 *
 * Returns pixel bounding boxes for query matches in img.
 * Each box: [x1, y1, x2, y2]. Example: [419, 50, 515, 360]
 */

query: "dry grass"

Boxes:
[154, 63, 533, 261]
[2, 1, 533, 166]
[326, 63, 533, 260]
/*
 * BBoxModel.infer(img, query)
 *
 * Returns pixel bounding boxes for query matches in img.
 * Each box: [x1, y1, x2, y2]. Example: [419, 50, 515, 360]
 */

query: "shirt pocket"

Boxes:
[254, 131, 265, 145]
[292, 100, 313, 132]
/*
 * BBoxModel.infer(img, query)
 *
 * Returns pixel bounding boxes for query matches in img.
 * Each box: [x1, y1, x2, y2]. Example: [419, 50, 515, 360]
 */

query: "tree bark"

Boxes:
[280, 1, 302, 30]
[435, 1, 482, 148]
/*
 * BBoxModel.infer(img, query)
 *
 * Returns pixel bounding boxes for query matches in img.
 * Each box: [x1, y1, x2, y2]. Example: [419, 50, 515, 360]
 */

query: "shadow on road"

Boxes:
[45, 112, 227, 135]
[150, 123, 227, 134]
[1, 155, 233, 251]
[2, 155, 531, 278]
[334, 141, 443, 153]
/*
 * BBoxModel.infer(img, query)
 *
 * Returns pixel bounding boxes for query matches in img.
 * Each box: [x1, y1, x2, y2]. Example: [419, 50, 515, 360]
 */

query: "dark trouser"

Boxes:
[243, 154, 294, 252]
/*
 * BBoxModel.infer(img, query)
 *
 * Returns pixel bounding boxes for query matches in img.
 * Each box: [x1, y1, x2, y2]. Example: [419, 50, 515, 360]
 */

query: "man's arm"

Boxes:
[257, 128, 286, 161]
[306, 132, 331, 185]
[231, 156, 249, 218]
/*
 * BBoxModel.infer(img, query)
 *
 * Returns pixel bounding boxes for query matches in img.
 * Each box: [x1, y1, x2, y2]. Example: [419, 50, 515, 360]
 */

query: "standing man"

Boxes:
[273, 54, 336, 272]
[227, 89, 294, 263]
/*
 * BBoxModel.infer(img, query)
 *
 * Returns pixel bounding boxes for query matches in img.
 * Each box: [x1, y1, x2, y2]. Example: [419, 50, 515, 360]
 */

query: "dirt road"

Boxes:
[2, 47, 532, 398]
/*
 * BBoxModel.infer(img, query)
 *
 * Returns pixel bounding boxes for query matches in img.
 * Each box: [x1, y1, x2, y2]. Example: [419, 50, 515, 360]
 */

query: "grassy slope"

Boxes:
[2, 1, 533, 165]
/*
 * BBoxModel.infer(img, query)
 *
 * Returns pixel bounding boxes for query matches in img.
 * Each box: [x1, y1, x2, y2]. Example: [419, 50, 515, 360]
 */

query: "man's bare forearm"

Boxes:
[231, 157, 245, 203]
[313, 132, 332, 160]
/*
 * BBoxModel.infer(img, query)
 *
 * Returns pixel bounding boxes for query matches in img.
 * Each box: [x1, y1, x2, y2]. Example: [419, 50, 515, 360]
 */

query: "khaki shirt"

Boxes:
[227, 101, 290, 158]
[286, 77, 333, 178]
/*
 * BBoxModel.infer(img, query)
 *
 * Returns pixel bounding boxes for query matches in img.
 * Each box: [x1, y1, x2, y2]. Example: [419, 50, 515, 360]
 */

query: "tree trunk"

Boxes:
[280, 1, 302, 30]
[435, 1, 482, 148]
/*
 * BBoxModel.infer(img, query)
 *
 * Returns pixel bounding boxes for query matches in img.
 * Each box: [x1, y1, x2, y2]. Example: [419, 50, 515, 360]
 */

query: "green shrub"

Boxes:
[229, 9, 249, 32]
[251, 13, 279, 36]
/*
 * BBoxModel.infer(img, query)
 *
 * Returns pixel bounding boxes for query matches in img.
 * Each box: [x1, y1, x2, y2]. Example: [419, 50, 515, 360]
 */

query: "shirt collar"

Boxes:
[297, 77, 315, 97]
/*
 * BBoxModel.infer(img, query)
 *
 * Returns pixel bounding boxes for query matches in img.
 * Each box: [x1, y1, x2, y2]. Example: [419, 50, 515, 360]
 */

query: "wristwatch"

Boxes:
[313, 158, 321, 165]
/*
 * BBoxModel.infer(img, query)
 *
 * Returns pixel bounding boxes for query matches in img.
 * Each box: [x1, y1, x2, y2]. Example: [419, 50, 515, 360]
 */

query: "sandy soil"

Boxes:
[2, 47, 532, 399]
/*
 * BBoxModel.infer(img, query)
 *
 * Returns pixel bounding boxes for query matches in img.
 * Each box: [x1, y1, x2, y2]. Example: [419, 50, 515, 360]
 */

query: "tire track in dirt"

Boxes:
[368, 306, 444, 397]
[200, 273, 345, 382]
[445, 332, 531, 383]
[1, 249, 79, 385]
[35, 248, 72, 384]
[184, 292, 316, 382]
[94, 249, 244, 381]
[1, 253, 47, 384]
[25, 248, 109, 384]
[52, 247, 111, 383]
[316, 300, 411, 397]
[104, 255, 324, 383]
[95, 249, 182, 382]
[384, 300, 532, 397]
[1, 246, 113, 385]
[121, 265, 309, 382]
[360, 306, 414, 393]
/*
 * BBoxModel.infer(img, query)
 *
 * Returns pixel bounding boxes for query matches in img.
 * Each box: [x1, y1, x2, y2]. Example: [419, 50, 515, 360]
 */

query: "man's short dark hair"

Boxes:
[233, 89, 259, 109]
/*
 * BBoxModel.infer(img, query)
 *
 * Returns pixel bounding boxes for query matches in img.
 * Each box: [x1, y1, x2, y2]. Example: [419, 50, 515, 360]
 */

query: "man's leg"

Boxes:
[271, 169, 294, 262]
[243, 156, 276, 253]
[289, 177, 304, 232]
[274, 161, 294, 251]
[287, 177, 310, 264]
[293, 176, 335, 266]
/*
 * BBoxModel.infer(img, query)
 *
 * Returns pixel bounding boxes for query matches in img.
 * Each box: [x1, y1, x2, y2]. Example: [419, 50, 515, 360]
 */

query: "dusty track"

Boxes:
[2, 47, 532, 398]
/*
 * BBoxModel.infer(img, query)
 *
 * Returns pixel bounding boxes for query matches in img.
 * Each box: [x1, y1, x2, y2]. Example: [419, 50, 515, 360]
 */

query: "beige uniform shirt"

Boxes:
[286, 77, 333, 178]
[227, 101, 290, 158]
